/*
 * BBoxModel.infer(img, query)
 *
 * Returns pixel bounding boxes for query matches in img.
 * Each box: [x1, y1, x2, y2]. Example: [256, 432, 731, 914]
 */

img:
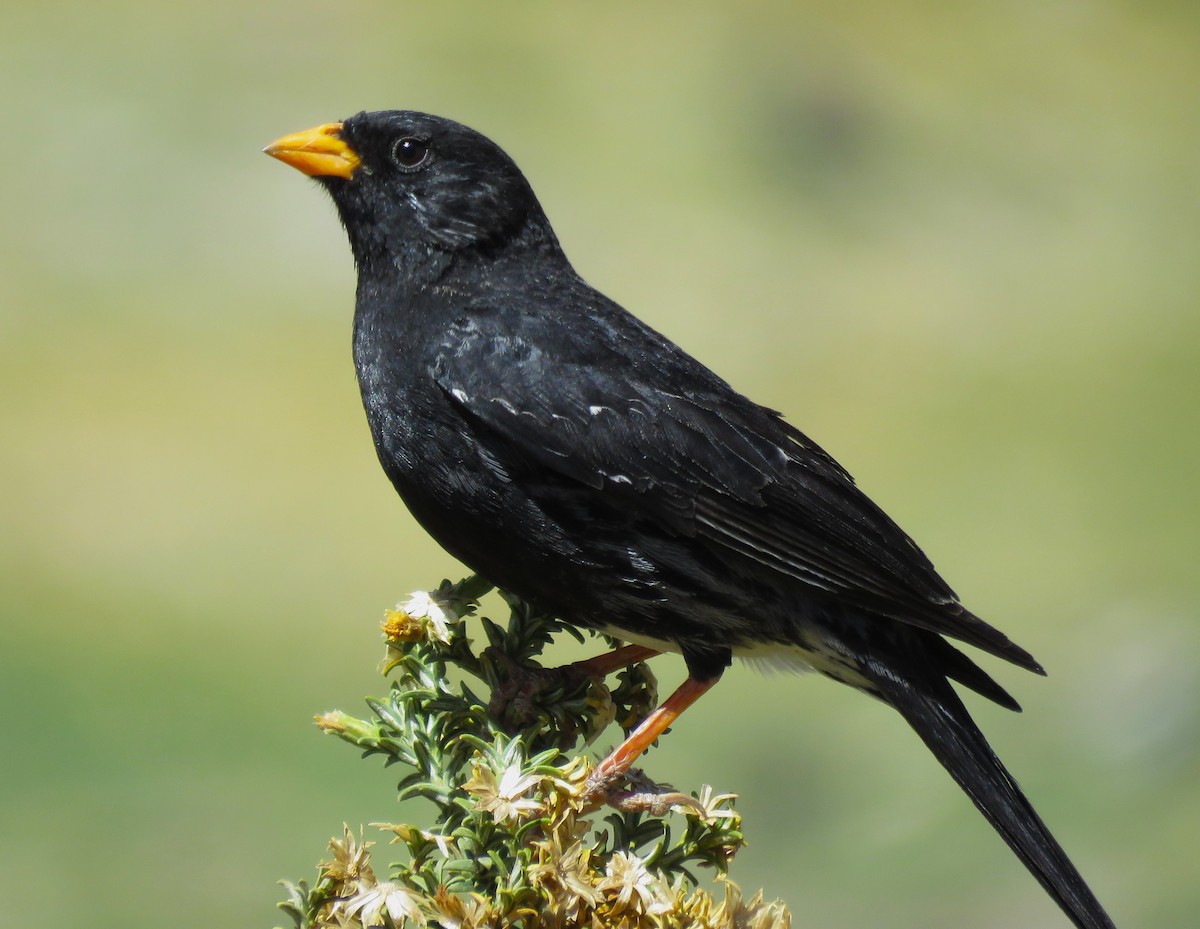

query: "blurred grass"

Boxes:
[2, 2, 1197, 927]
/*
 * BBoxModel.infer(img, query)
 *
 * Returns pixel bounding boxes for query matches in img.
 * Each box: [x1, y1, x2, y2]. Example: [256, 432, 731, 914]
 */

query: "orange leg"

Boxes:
[568, 644, 660, 679]
[589, 674, 718, 789]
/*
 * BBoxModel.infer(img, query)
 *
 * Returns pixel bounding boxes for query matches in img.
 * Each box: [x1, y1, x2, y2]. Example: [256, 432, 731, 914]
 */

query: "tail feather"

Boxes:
[930, 635, 1023, 712]
[864, 656, 1116, 929]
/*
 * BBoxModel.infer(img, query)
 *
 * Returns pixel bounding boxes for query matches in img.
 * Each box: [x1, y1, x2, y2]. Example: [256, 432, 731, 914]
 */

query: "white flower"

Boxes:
[341, 880, 426, 927]
[462, 761, 545, 823]
[397, 589, 456, 643]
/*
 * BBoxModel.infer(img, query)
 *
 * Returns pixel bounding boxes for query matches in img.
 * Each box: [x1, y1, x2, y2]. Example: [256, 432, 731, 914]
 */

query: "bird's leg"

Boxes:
[562, 644, 660, 685]
[583, 674, 717, 806]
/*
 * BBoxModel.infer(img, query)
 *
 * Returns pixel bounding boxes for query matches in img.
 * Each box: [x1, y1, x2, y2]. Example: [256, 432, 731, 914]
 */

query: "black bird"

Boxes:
[266, 111, 1116, 929]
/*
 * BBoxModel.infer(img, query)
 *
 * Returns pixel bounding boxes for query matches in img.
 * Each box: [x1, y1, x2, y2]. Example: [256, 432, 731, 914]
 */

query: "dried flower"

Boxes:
[427, 887, 504, 929]
[597, 851, 675, 917]
[528, 835, 601, 916]
[732, 887, 791, 929]
[339, 880, 426, 927]
[279, 578, 790, 929]
[462, 760, 544, 823]
[693, 784, 740, 824]
[319, 825, 376, 890]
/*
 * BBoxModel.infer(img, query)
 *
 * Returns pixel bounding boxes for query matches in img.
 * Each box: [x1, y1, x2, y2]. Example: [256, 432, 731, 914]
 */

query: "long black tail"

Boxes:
[865, 657, 1116, 929]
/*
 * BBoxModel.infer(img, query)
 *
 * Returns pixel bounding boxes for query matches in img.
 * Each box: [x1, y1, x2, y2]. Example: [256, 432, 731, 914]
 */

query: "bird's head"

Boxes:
[266, 110, 553, 276]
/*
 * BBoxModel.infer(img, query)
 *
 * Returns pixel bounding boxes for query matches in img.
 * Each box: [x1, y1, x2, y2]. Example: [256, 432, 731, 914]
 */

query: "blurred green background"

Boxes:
[2, 2, 1196, 927]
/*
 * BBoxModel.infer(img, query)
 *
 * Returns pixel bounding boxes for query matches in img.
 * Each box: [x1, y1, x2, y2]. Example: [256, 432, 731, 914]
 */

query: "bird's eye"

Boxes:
[392, 137, 430, 170]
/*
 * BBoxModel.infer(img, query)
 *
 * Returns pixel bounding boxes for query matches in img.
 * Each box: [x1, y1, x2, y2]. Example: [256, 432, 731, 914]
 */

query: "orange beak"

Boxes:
[264, 122, 361, 179]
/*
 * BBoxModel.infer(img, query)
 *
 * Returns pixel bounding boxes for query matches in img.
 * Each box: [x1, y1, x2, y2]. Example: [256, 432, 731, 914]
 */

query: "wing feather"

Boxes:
[432, 310, 1038, 670]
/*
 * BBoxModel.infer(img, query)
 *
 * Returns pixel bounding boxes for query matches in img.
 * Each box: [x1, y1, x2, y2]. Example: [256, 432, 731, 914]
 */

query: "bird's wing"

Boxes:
[432, 310, 1035, 668]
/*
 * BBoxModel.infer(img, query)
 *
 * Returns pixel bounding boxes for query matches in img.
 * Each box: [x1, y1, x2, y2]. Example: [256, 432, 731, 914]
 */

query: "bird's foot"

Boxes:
[485, 648, 590, 724]
[486, 644, 655, 726]
[582, 766, 704, 816]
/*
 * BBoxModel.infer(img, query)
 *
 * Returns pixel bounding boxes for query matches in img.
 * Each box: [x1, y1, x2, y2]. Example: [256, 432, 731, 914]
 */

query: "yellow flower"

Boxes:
[396, 590, 457, 643]
[381, 609, 426, 643]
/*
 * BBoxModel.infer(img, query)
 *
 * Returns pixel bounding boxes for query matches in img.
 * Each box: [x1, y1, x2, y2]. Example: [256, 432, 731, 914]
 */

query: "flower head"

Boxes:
[462, 760, 544, 823]
[427, 887, 505, 929]
[339, 880, 426, 928]
[527, 834, 601, 919]
[597, 850, 676, 918]
[319, 825, 376, 891]
[383, 589, 460, 645]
